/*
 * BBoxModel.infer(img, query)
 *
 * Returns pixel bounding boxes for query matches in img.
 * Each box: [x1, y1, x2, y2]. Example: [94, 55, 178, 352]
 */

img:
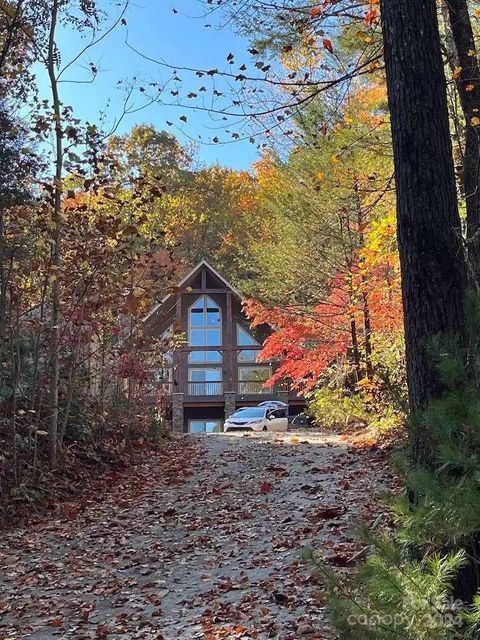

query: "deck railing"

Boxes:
[237, 381, 272, 395]
[158, 381, 289, 397]
[187, 381, 224, 396]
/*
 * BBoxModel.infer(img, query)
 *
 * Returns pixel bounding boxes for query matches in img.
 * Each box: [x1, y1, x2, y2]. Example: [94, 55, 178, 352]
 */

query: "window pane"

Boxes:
[206, 329, 221, 346]
[190, 421, 205, 433]
[161, 325, 173, 340]
[206, 351, 222, 363]
[205, 421, 221, 433]
[190, 311, 204, 327]
[205, 368, 221, 381]
[189, 420, 222, 433]
[190, 370, 207, 381]
[239, 366, 271, 382]
[188, 351, 204, 363]
[189, 368, 221, 381]
[205, 296, 219, 310]
[238, 349, 259, 363]
[188, 351, 223, 363]
[237, 325, 259, 346]
[191, 298, 205, 310]
[189, 329, 205, 346]
[206, 309, 221, 326]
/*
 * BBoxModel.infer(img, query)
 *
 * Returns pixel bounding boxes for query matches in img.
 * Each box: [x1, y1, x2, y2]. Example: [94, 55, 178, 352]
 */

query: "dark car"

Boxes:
[290, 412, 315, 428]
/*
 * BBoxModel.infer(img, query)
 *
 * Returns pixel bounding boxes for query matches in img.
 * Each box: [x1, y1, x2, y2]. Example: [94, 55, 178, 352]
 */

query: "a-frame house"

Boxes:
[143, 260, 303, 432]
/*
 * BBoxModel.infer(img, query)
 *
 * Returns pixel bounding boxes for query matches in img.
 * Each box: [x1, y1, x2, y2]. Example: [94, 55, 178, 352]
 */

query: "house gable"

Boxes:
[176, 259, 241, 297]
[143, 259, 241, 331]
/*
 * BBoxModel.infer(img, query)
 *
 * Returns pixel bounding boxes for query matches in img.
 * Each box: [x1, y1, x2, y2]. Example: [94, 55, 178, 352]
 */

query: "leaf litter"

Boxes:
[0, 431, 396, 639]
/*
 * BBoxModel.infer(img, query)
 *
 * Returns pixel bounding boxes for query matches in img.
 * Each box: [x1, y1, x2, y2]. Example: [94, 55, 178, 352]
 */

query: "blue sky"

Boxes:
[38, 0, 261, 170]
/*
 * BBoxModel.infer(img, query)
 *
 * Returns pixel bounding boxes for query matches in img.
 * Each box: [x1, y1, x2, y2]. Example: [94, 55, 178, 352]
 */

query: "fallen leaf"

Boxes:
[49, 618, 64, 628]
[260, 481, 273, 493]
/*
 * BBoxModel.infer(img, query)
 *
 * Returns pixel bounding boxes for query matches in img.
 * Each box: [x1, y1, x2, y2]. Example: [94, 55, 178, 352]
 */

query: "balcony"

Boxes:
[154, 381, 290, 401]
[187, 381, 224, 396]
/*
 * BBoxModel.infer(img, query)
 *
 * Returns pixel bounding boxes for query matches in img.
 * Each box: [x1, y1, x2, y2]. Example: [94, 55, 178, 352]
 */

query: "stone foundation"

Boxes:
[172, 392, 185, 433]
[224, 391, 236, 420]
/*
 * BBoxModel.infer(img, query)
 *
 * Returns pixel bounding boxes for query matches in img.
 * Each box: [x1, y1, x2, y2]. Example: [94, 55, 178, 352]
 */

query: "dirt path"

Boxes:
[0, 432, 393, 640]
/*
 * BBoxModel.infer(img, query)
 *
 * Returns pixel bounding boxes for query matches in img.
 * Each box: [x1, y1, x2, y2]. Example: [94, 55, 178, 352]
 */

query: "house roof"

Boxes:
[177, 259, 241, 297]
[142, 259, 241, 323]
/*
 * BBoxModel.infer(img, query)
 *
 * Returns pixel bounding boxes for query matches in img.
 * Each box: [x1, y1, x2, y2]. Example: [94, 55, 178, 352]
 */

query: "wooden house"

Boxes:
[143, 260, 304, 432]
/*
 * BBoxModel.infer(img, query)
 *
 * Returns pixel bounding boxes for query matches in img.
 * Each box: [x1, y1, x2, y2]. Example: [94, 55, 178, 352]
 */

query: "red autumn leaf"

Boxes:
[322, 38, 334, 53]
[310, 5, 321, 18]
[96, 625, 108, 639]
[49, 618, 64, 627]
[311, 505, 345, 520]
[260, 481, 273, 493]
[65, 505, 80, 520]
[364, 8, 378, 25]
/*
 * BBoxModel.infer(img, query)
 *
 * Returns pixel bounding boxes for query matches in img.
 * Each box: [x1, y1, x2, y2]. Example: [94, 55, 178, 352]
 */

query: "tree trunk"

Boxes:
[354, 180, 374, 381]
[361, 288, 374, 380]
[0, 207, 6, 388]
[444, 0, 480, 285]
[58, 349, 77, 447]
[0, 1, 24, 77]
[380, 0, 468, 433]
[350, 315, 361, 378]
[47, 0, 62, 469]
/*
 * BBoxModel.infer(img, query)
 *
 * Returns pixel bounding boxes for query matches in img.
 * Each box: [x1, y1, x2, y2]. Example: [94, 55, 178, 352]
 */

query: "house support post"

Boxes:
[172, 392, 185, 433]
[224, 392, 237, 420]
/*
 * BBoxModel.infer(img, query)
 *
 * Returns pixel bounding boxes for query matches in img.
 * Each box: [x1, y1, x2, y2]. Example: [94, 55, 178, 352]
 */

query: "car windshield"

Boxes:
[231, 407, 265, 419]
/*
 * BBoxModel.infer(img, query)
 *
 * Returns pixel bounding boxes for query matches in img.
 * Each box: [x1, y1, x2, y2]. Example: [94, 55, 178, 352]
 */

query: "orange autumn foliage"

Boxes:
[244, 220, 403, 392]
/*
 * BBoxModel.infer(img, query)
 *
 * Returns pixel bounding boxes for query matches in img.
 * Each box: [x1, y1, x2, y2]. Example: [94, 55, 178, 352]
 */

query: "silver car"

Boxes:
[224, 406, 289, 432]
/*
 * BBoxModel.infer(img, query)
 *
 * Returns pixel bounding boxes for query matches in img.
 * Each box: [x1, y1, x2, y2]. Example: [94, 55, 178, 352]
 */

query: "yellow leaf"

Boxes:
[316, 171, 326, 182]
[331, 154, 340, 164]
[357, 377, 371, 387]
[468, 49, 477, 57]
[471, 117, 480, 127]
[453, 66, 462, 80]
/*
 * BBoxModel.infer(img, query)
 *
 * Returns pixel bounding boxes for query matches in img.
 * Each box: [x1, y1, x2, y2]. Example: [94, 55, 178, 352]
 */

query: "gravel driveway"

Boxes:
[0, 432, 393, 639]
